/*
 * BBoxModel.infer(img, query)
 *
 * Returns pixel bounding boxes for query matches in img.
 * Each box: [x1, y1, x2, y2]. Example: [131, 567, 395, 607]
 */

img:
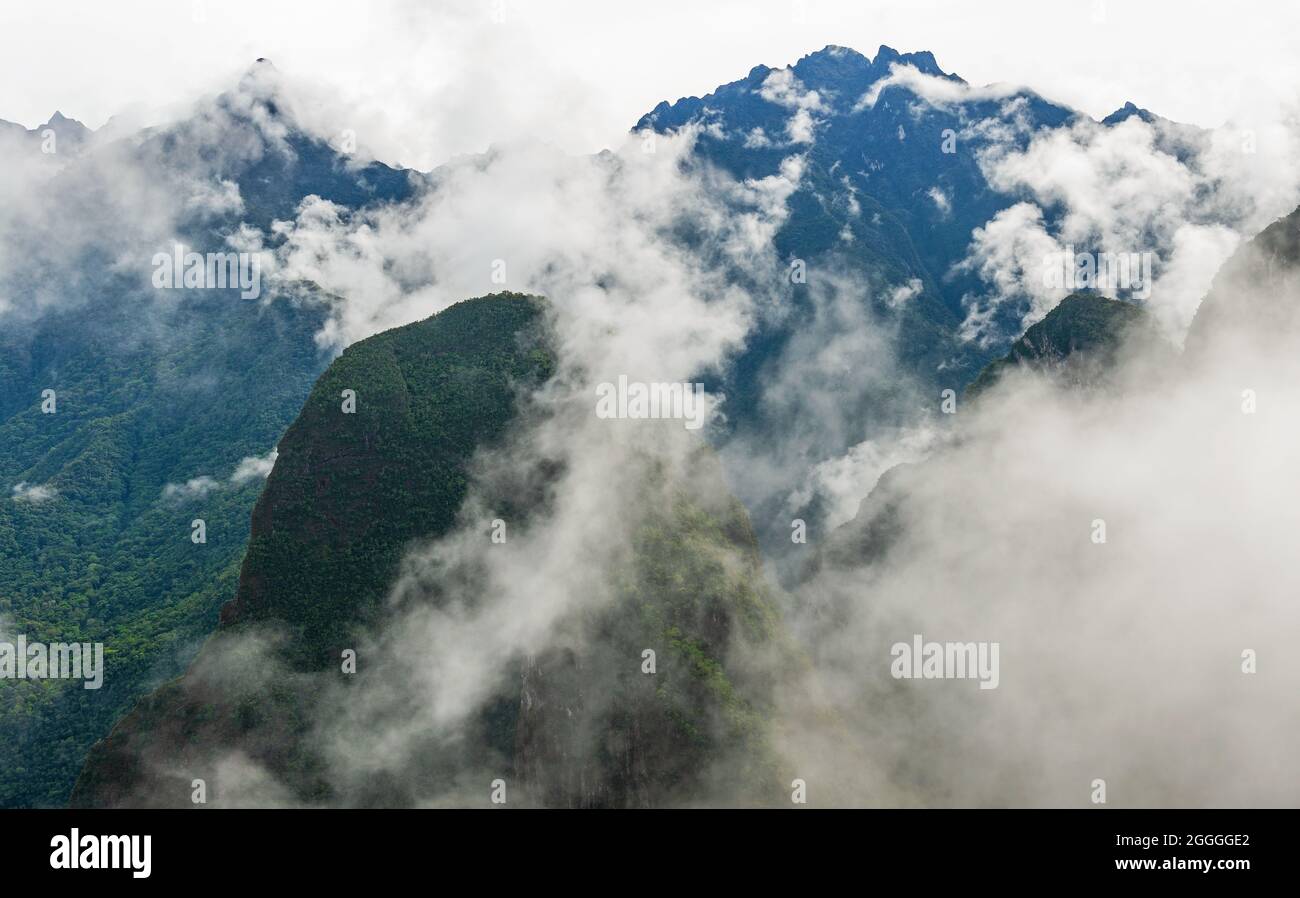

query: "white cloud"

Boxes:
[958, 114, 1300, 342]
[758, 69, 826, 145]
[231, 449, 280, 484]
[10, 481, 57, 503]
[272, 128, 801, 356]
[854, 63, 1024, 113]
[162, 476, 222, 502]
[888, 277, 923, 309]
[758, 68, 827, 112]
[956, 201, 1064, 344]
[163, 449, 279, 501]
[790, 299, 1300, 806]
[928, 186, 950, 216]
[800, 424, 937, 529]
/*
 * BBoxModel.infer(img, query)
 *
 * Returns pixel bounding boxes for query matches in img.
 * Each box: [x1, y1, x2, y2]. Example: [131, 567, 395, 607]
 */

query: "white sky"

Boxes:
[2, 0, 1298, 168]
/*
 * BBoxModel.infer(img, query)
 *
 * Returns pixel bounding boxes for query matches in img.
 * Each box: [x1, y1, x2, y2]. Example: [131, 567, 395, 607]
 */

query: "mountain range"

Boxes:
[1, 44, 1291, 807]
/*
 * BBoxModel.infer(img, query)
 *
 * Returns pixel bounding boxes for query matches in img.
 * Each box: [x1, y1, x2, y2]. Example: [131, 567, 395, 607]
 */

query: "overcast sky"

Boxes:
[2, 0, 1298, 168]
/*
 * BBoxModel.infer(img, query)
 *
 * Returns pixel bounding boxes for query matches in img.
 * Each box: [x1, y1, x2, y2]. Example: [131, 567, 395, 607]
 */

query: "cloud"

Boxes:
[163, 449, 278, 501]
[10, 482, 57, 503]
[161, 476, 222, 502]
[230, 449, 279, 484]
[758, 69, 826, 145]
[955, 201, 1065, 345]
[270, 127, 798, 356]
[795, 424, 937, 530]
[758, 68, 827, 112]
[715, 266, 924, 577]
[927, 186, 950, 216]
[783, 261, 1300, 806]
[0, 62, 303, 323]
[958, 114, 1300, 342]
[853, 64, 1025, 113]
[888, 277, 923, 309]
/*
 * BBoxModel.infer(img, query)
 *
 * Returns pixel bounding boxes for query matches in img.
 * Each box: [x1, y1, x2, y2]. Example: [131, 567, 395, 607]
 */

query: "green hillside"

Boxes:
[72, 292, 790, 807]
[0, 288, 330, 807]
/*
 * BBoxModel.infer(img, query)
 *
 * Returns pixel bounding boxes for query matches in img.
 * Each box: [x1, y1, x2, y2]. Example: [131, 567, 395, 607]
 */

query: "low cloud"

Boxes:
[853, 64, 1025, 113]
[10, 482, 58, 504]
[163, 449, 278, 502]
[759, 68, 827, 145]
[958, 114, 1300, 342]
[783, 261, 1300, 807]
[230, 449, 279, 484]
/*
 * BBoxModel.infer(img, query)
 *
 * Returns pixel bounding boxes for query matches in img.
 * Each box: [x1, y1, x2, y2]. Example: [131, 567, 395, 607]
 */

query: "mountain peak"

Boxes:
[1102, 100, 1157, 126]
[786, 43, 952, 94]
[42, 110, 88, 130]
[243, 57, 280, 83]
[230, 57, 285, 115]
[798, 43, 952, 79]
[807, 44, 869, 61]
[34, 110, 91, 146]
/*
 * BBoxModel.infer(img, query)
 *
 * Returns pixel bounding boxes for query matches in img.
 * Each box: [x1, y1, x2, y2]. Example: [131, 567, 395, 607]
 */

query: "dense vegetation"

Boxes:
[0, 67, 416, 806]
[71, 293, 558, 805]
[221, 292, 558, 666]
[72, 293, 792, 807]
[0, 288, 330, 806]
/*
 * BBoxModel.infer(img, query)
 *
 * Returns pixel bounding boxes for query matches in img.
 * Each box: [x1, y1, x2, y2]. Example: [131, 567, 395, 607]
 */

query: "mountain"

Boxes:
[0, 63, 417, 806]
[964, 293, 1172, 397]
[137, 61, 415, 232]
[1101, 101, 1158, 126]
[637, 44, 1080, 393]
[0, 110, 92, 155]
[810, 291, 1170, 579]
[217, 293, 556, 668]
[0, 47, 1217, 807]
[1184, 204, 1300, 357]
[633, 44, 1158, 566]
[635, 46, 1208, 406]
[813, 189, 1300, 577]
[72, 293, 790, 808]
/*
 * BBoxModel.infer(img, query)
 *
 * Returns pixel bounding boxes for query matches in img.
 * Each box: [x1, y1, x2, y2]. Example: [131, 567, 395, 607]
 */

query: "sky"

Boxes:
[2, 0, 1298, 169]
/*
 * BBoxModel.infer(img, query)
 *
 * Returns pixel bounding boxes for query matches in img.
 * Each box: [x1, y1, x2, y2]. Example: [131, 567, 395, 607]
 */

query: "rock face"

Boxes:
[72, 292, 788, 808]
